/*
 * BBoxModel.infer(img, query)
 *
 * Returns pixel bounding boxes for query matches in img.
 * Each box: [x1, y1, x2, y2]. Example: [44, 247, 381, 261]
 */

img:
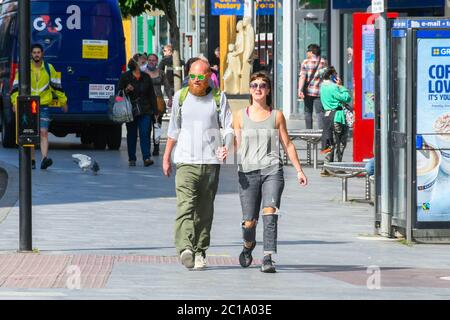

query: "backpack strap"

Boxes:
[212, 88, 222, 128]
[176, 86, 190, 128]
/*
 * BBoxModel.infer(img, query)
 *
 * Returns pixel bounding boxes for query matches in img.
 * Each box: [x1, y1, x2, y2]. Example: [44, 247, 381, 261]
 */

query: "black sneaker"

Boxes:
[40, 157, 53, 170]
[31, 160, 36, 170]
[261, 255, 276, 273]
[239, 242, 256, 268]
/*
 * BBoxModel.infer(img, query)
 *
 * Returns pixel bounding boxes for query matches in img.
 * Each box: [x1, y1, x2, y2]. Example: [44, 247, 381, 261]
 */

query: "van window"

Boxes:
[0, 14, 16, 61]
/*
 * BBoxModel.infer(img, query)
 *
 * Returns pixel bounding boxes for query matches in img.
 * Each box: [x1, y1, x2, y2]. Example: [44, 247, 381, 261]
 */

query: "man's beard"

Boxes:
[189, 82, 209, 96]
[32, 57, 41, 63]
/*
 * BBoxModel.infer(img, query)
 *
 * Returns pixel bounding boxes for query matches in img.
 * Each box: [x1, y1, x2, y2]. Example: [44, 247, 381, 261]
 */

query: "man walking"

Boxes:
[158, 44, 175, 97]
[163, 60, 233, 270]
[11, 43, 68, 169]
[298, 44, 328, 130]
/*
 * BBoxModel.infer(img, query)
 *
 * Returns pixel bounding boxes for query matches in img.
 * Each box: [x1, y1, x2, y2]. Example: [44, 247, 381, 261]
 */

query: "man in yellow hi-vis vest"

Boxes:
[11, 43, 68, 170]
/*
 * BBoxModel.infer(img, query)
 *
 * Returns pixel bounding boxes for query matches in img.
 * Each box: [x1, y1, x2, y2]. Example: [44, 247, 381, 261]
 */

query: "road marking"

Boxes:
[440, 277, 450, 281]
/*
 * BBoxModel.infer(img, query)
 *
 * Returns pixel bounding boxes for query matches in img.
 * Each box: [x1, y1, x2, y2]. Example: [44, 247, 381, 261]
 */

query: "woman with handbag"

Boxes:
[118, 57, 157, 167]
[145, 53, 173, 156]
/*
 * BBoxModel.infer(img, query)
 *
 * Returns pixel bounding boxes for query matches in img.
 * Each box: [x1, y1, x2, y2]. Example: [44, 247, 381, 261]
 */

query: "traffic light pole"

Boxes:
[18, 0, 32, 252]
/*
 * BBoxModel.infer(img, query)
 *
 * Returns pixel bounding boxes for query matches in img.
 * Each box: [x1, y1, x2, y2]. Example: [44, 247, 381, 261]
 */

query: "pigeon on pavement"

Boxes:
[72, 154, 100, 174]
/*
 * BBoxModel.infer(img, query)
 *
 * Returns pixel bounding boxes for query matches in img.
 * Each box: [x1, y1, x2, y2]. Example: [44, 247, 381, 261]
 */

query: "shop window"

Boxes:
[298, 0, 327, 9]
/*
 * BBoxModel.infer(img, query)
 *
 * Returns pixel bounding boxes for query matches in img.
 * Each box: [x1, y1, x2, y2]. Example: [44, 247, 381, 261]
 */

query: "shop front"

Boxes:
[274, 0, 329, 120]
[274, 0, 445, 121]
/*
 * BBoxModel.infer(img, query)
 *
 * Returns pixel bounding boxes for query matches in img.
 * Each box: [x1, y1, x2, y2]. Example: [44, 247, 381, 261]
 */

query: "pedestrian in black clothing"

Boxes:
[118, 58, 157, 167]
[159, 44, 175, 94]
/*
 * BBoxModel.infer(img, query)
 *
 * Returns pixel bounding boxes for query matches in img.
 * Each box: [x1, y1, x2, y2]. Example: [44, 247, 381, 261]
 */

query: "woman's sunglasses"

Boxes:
[189, 74, 206, 81]
[250, 82, 268, 90]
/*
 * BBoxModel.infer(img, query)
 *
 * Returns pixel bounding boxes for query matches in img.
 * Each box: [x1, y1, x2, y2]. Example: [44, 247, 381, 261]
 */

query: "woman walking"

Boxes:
[118, 57, 157, 167]
[145, 53, 173, 156]
[233, 72, 308, 273]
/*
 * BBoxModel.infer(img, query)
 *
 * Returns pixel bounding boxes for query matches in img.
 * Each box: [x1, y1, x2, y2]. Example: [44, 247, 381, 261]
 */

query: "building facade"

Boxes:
[275, 0, 447, 121]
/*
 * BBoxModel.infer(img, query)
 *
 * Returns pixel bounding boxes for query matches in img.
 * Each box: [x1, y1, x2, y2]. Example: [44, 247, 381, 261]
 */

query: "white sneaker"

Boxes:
[193, 254, 207, 271]
[180, 249, 194, 269]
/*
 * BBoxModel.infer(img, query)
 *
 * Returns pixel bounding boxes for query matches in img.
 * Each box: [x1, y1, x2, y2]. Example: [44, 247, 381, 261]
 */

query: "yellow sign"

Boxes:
[82, 40, 108, 59]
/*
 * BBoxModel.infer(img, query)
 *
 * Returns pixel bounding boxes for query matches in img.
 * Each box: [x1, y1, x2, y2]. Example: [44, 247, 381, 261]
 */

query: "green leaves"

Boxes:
[118, 0, 172, 17]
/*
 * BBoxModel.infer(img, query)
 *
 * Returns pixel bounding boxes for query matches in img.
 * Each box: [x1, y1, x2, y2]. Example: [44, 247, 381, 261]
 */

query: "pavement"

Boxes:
[1, 122, 450, 300]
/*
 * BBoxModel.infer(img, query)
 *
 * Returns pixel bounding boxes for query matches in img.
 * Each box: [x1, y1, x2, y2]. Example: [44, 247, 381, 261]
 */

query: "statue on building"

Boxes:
[223, 43, 242, 95]
[222, 17, 255, 95]
[240, 16, 255, 94]
[223, 20, 244, 95]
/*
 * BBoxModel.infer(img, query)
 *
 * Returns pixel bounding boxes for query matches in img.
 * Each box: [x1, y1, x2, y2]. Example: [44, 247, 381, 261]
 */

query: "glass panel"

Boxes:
[137, 16, 144, 53]
[0, 15, 15, 60]
[342, 13, 354, 93]
[188, 0, 196, 32]
[159, 15, 169, 57]
[294, 19, 327, 115]
[179, 0, 186, 34]
[275, 0, 283, 110]
[298, 0, 327, 9]
[391, 35, 407, 221]
[199, 0, 206, 55]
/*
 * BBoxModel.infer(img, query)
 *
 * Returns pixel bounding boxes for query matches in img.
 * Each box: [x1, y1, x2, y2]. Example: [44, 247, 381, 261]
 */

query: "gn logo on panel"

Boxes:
[432, 47, 450, 56]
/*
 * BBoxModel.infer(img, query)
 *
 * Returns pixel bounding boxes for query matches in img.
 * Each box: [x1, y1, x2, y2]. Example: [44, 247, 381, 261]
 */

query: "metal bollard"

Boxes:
[342, 177, 348, 202]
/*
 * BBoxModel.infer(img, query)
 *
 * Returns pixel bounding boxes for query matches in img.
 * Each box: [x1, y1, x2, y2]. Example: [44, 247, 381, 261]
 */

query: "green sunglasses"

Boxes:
[189, 73, 206, 81]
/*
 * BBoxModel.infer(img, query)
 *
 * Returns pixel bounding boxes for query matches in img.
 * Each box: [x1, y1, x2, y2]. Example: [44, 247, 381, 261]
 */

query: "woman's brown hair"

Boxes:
[249, 71, 272, 107]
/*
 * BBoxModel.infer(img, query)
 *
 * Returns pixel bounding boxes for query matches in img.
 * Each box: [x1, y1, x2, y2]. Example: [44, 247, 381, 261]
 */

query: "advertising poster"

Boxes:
[210, 0, 244, 16]
[256, 0, 275, 16]
[361, 25, 375, 119]
[416, 31, 450, 221]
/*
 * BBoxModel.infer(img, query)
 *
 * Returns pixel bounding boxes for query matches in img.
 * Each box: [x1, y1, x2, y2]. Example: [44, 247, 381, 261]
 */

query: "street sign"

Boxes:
[16, 95, 40, 146]
[211, 0, 244, 16]
[372, 0, 384, 13]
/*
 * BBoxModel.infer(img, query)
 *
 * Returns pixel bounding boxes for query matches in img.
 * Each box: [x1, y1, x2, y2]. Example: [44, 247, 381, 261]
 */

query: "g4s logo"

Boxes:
[33, 5, 81, 32]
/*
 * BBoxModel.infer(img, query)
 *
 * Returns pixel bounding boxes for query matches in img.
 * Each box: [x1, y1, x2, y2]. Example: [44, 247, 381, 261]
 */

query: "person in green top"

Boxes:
[319, 66, 352, 176]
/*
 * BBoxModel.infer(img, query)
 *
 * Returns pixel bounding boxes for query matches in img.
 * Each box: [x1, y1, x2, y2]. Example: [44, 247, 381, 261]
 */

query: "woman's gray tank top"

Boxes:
[238, 107, 282, 173]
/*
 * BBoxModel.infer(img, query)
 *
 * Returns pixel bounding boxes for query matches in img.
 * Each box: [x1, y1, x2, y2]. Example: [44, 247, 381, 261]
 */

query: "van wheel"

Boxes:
[107, 125, 122, 150]
[1, 113, 16, 148]
[93, 129, 107, 150]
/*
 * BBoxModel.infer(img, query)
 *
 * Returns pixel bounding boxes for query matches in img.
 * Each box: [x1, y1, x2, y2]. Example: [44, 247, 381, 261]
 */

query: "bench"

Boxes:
[323, 162, 370, 203]
[285, 129, 323, 169]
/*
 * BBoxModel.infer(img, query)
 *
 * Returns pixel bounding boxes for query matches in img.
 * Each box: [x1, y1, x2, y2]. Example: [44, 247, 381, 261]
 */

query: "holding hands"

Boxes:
[216, 146, 228, 161]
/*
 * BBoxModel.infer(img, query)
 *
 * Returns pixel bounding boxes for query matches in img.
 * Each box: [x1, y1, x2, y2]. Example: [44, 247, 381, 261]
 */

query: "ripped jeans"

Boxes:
[238, 166, 285, 254]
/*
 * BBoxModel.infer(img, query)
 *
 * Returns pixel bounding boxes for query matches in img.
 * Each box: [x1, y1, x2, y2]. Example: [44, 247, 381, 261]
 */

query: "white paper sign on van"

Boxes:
[33, 5, 81, 32]
[89, 84, 115, 99]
